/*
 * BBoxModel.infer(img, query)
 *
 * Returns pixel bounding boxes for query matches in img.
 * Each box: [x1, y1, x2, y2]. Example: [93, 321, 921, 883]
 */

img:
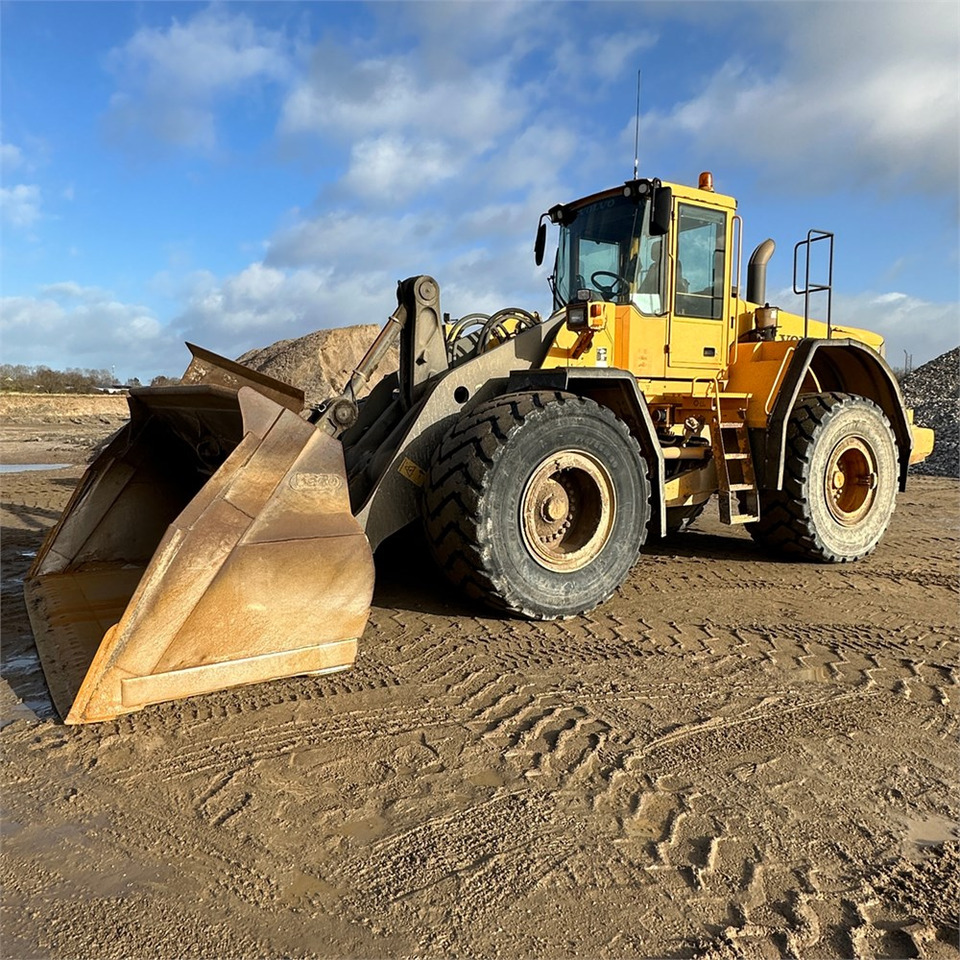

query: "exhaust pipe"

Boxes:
[747, 239, 776, 304]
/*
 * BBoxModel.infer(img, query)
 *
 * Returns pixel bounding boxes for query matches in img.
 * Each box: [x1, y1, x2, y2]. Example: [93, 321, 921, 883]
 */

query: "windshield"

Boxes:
[553, 194, 663, 314]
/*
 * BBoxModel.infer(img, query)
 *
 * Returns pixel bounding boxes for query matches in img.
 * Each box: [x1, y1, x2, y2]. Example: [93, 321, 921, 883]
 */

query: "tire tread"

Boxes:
[423, 391, 646, 618]
[748, 392, 897, 562]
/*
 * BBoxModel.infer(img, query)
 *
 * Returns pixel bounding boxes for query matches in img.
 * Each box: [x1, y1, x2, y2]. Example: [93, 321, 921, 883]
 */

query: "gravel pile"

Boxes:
[236, 324, 399, 407]
[901, 346, 959, 477]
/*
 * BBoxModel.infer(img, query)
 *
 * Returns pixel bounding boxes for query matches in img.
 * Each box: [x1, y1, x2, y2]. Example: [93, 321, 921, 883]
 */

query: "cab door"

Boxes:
[667, 201, 729, 374]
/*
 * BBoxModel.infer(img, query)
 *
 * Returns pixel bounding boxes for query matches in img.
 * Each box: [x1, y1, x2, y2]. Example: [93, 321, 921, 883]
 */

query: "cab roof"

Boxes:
[565, 177, 737, 213]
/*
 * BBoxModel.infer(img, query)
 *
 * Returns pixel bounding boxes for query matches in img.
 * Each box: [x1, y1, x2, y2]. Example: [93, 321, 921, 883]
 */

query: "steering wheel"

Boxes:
[590, 270, 630, 299]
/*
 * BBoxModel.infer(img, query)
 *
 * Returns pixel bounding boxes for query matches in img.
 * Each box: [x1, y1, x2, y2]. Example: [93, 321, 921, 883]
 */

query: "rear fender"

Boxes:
[763, 339, 912, 490]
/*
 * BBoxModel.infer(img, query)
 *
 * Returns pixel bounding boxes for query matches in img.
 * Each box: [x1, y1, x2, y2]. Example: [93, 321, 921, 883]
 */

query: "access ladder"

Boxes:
[710, 393, 760, 524]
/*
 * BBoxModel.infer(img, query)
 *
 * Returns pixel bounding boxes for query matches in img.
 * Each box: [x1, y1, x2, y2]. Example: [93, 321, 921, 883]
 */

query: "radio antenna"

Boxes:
[633, 69, 641, 179]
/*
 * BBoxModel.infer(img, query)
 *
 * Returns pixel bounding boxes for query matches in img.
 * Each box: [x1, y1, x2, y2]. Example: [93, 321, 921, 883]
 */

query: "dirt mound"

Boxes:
[236, 324, 399, 407]
[0, 393, 129, 423]
[901, 346, 959, 477]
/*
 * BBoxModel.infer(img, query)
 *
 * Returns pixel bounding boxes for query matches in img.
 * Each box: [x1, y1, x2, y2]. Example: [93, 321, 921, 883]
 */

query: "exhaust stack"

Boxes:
[747, 239, 776, 304]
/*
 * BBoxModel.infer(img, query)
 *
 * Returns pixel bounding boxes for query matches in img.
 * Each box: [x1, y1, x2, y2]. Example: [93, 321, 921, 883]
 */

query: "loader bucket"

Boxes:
[25, 384, 375, 724]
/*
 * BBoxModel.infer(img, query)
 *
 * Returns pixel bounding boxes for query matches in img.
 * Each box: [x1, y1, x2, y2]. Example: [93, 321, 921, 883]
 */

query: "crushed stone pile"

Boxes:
[236, 324, 399, 408]
[901, 346, 959, 477]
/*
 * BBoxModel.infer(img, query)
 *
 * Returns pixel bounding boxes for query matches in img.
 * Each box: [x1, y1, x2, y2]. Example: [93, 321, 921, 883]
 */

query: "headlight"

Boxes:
[566, 302, 588, 330]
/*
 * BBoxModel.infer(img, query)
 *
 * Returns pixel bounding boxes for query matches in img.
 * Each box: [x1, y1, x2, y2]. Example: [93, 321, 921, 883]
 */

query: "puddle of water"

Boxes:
[898, 811, 959, 859]
[284, 870, 345, 903]
[0, 633, 55, 727]
[0, 463, 70, 473]
[0, 679, 56, 727]
[341, 814, 389, 843]
[2, 650, 42, 674]
[0, 817, 22, 838]
[468, 768, 505, 788]
[0, 683, 56, 728]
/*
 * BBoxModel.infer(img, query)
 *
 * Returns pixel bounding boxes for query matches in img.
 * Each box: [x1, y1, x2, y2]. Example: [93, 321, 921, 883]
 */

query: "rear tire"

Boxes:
[748, 392, 898, 562]
[423, 391, 651, 618]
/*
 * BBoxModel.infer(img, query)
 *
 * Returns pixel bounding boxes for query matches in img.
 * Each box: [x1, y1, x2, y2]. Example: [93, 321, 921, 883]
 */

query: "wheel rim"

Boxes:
[520, 451, 616, 572]
[823, 436, 878, 525]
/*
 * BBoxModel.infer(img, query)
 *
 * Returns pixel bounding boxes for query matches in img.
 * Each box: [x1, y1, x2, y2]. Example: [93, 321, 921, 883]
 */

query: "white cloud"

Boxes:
[873, 292, 908, 307]
[343, 136, 459, 201]
[0, 184, 42, 228]
[551, 31, 657, 86]
[0, 142, 23, 172]
[164, 178, 558, 359]
[587, 33, 657, 82]
[165, 245, 553, 367]
[117, 10, 289, 93]
[477, 122, 578, 195]
[854, 291, 959, 367]
[282, 55, 521, 146]
[275, 14, 570, 203]
[1, 285, 180, 378]
[400, 0, 545, 54]
[169, 261, 400, 357]
[104, 7, 291, 153]
[265, 209, 435, 271]
[643, 3, 960, 194]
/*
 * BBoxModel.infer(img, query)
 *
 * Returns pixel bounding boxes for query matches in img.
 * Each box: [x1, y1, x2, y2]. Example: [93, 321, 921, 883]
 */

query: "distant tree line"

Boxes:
[0, 364, 179, 393]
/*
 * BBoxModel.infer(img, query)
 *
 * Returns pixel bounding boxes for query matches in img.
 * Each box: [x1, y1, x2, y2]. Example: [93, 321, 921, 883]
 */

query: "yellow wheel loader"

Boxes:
[26, 173, 935, 723]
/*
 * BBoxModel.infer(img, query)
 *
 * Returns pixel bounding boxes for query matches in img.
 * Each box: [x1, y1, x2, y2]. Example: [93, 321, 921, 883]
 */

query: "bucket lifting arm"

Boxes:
[311, 276, 447, 437]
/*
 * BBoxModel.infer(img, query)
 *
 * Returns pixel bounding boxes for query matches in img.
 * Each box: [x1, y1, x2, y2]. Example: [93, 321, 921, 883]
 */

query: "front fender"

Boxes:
[505, 367, 667, 538]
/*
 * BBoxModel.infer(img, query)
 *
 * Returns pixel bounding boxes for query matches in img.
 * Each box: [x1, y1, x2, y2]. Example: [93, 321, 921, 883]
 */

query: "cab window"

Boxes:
[633, 220, 665, 316]
[579, 238, 621, 286]
[552, 192, 665, 313]
[675, 205, 726, 319]
[554, 194, 645, 307]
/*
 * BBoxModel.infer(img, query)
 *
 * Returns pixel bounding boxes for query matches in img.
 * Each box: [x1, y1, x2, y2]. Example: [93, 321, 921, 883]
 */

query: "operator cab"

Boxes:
[535, 175, 737, 379]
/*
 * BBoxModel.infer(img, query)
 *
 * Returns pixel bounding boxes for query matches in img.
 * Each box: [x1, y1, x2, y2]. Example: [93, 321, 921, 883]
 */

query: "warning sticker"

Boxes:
[398, 457, 426, 487]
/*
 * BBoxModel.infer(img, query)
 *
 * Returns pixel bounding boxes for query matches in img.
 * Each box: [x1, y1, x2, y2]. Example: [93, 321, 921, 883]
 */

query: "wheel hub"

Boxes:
[521, 451, 615, 572]
[539, 484, 570, 523]
[824, 437, 878, 525]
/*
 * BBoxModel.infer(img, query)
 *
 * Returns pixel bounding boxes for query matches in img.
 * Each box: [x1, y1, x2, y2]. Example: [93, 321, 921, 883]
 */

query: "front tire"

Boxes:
[423, 391, 651, 618]
[749, 392, 898, 562]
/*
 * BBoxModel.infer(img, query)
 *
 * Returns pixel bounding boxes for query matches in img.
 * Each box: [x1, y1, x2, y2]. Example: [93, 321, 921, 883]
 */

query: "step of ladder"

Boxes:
[710, 404, 760, 524]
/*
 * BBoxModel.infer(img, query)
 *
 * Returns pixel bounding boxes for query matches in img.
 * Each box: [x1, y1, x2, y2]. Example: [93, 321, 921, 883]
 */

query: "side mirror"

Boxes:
[650, 186, 672, 236]
[534, 220, 547, 266]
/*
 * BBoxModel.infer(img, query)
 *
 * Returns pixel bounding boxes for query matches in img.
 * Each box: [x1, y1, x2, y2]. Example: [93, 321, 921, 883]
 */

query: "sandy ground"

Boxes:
[0, 393, 128, 467]
[1, 405, 958, 959]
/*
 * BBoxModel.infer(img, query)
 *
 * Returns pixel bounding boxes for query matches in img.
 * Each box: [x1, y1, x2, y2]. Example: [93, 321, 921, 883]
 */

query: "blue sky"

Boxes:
[1, 1, 958, 382]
